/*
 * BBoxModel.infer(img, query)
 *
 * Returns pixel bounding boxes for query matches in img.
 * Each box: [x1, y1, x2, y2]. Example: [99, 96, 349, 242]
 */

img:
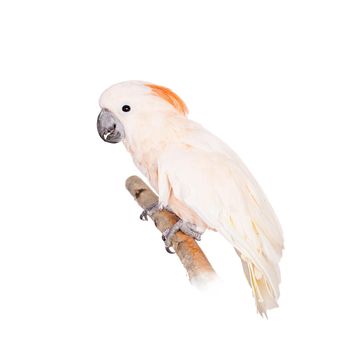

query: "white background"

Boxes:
[1, 0, 349, 349]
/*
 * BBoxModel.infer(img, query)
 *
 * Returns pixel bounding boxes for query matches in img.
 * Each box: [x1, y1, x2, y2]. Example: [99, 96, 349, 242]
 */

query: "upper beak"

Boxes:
[97, 109, 125, 144]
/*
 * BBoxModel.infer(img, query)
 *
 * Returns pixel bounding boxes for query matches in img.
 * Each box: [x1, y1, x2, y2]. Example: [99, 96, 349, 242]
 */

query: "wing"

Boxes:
[157, 128, 284, 313]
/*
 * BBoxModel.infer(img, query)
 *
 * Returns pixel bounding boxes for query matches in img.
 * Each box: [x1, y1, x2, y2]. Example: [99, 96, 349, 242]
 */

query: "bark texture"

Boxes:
[125, 175, 217, 286]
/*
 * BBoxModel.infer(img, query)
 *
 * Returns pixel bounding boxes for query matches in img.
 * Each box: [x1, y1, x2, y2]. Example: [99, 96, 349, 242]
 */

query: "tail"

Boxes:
[236, 249, 279, 317]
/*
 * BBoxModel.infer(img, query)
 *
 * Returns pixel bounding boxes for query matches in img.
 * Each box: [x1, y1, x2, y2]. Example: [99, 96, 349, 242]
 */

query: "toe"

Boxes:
[165, 246, 175, 254]
[139, 211, 148, 221]
[162, 228, 170, 240]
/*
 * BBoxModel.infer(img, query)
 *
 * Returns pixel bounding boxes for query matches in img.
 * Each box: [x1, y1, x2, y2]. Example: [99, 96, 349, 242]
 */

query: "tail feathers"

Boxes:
[248, 262, 278, 316]
[237, 251, 279, 316]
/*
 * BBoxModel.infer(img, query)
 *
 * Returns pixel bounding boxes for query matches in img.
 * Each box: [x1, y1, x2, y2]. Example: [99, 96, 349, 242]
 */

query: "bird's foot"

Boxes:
[139, 202, 160, 221]
[139, 203, 174, 221]
[162, 220, 203, 254]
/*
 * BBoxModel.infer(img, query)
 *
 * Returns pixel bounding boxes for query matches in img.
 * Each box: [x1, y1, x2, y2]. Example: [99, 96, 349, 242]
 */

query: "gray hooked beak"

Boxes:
[97, 109, 125, 143]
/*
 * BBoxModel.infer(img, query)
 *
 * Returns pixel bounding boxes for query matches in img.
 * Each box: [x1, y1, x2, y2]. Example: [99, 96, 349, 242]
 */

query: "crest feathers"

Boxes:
[146, 83, 188, 116]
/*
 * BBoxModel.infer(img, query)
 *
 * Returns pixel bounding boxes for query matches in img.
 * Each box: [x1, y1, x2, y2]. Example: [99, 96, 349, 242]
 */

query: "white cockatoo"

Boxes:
[97, 81, 283, 315]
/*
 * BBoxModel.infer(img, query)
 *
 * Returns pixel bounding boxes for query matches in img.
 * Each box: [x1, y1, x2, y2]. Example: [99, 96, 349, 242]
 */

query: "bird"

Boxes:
[97, 80, 284, 315]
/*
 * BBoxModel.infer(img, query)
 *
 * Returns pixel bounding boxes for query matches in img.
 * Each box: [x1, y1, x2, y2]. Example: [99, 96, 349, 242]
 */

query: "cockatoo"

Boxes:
[97, 81, 283, 315]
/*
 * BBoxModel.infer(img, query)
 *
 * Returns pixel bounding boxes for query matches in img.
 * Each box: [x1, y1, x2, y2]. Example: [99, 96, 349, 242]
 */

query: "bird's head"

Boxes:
[97, 80, 188, 143]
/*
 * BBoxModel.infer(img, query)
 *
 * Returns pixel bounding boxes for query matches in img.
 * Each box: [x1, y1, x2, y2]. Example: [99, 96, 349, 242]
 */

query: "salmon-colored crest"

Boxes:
[146, 83, 188, 116]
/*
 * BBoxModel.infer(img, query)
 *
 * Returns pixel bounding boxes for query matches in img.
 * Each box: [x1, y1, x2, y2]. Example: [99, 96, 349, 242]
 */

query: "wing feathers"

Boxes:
[157, 125, 283, 313]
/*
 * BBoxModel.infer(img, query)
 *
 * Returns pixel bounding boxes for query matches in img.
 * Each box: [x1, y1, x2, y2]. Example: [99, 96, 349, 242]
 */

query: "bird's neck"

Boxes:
[122, 113, 185, 186]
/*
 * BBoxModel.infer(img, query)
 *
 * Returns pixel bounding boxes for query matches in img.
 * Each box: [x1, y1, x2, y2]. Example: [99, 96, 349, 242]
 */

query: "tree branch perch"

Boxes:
[125, 175, 217, 287]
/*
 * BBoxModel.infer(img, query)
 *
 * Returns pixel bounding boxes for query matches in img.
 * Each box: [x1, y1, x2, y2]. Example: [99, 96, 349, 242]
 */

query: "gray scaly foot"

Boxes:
[139, 202, 160, 221]
[139, 203, 174, 221]
[162, 219, 203, 253]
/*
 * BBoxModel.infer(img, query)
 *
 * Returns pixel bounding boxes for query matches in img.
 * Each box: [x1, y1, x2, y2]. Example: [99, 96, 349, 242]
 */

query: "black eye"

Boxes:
[122, 105, 131, 112]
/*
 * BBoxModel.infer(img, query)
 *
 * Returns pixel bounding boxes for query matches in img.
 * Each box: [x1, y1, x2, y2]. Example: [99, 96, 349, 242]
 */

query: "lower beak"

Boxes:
[97, 109, 125, 144]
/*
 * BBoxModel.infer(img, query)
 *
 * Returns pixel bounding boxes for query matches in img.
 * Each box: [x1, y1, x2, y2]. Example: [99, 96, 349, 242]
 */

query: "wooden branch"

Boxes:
[125, 175, 217, 287]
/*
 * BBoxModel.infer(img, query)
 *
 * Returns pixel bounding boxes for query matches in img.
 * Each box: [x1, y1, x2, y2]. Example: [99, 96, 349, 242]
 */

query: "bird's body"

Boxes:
[97, 81, 284, 315]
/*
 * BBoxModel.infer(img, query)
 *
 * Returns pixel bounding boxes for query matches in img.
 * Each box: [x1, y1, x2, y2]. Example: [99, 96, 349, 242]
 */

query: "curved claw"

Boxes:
[193, 232, 202, 241]
[162, 233, 175, 253]
[139, 210, 148, 221]
[165, 246, 175, 254]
